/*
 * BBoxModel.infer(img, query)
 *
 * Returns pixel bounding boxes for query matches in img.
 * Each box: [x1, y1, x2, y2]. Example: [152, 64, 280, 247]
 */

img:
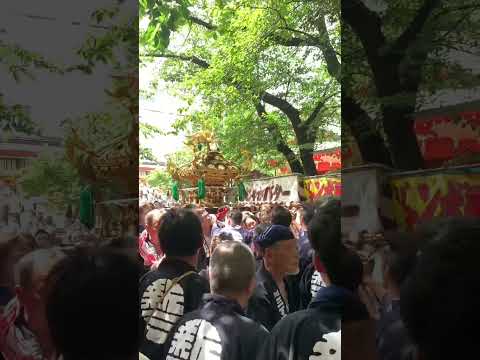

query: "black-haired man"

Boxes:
[163, 241, 268, 360]
[139, 209, 209, 360]
[271, 206, 292, 227]
[46, 249, 138, 360]
[400, 218, 480, 360]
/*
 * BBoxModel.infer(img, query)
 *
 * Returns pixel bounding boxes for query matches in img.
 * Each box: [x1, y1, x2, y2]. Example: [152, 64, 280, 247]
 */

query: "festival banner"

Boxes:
[391, 170, 480, 229]
[303, 176, 341, 200]
[343, 109, 480, 168]
[278, 147, 342, 175]
[415, 111, 480, 167]
[313, 148, 341, 174]
[244, 174, 301, 203]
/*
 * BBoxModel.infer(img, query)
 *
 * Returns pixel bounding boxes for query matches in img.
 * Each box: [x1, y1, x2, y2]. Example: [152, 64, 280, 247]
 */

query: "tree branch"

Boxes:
[261, 92, 301, 129]
[271, 16, 340, 80]
[140, 53, 210, 68]
[255, 102, 304, 174]
[172, 0, 217, 30]
[188, 15, 217, 30]
[317, 16, 341, 81]
[342, 0, 386, 67]
[388, 0, 442, 58]
[272, 35, 320, 47]
[305, 90, 338, 128]
[279, 26, 317, 39]
[342, 92, 392, 166]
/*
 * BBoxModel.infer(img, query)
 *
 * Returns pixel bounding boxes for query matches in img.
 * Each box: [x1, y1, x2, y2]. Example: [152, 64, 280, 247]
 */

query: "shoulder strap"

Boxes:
[163, 271, 197, 300]
[143, 270, 197, 332]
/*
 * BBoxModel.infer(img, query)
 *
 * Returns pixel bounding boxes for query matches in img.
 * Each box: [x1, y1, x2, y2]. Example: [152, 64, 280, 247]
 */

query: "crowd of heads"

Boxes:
[137, 196, 480, 360]
[0, 220, 140, 360]
[2, 194, 479, 360]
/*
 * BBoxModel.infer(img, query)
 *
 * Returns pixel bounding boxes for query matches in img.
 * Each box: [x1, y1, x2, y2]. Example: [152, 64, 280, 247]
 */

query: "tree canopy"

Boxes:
[140, 0, 340, 176]
[147, 169, 174, 191]
[18, 153, 83, 211]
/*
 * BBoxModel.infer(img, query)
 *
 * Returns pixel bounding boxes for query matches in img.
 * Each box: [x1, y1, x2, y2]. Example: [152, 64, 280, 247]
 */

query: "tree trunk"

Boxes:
[296, 129, 318, 176]
[276, 141, 305, 174]
[299, 148, 317, 176]
[256, 102, 305, 174]
[374, 61, 424, 170]
[343, 0, 440, 170]
[342, 93, 392, 166]
[382, 106, 424, 169]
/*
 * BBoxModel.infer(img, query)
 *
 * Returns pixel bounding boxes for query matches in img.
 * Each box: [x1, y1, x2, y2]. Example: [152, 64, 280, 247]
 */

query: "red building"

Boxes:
[139, 160, 166, 179]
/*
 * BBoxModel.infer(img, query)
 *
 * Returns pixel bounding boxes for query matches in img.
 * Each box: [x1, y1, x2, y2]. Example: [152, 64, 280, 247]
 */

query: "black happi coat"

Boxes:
[246, 262, 300, 331]
[163, 295, 269, 360]
[376, 299, 416, 360]
[299, 262, 327, 308]
[260, 285, 369, 360]
[139, 258, 209, 360]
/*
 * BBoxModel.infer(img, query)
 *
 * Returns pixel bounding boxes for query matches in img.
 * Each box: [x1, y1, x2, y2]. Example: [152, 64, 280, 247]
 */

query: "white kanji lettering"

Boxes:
[309, 331, 341, 360]
[141, 278, 185, 344]
[273, 290, 288, 317]
[311, 271, 326, 298]
[139, 353, 151, 360]
[166, 319, 222, 360]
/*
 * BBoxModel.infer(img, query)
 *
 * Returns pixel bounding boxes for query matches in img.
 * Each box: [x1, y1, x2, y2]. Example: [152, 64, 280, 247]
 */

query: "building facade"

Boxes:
[139, 160, 166, 178]
[0, 133, 63, 187]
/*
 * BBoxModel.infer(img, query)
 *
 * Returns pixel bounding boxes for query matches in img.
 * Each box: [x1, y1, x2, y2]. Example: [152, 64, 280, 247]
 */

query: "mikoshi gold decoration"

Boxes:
[65, 73, 138, 197]
[167, 131, 240, 206]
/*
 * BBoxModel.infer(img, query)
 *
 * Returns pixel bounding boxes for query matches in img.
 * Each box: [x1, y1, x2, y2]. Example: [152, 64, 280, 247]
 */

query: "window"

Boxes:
[16, 159, 28, 169]
[0, 158, 27, 171]
[0, 159, 15, 170]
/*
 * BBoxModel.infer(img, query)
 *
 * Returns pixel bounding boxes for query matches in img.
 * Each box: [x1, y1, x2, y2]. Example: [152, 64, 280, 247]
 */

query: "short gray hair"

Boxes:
[14, 248, 65, 289]
[145, 209, 165, 227]
[209, 241, 256, 295]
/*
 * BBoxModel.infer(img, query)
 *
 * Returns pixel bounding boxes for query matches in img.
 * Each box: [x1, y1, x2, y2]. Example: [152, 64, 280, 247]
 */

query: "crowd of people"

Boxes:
[0, 219, 138, 359]
[139, 185, 169, 208]
[137, 199, 480, 360]
[1, 192, 96, 249]
[1, 197, 478, 360]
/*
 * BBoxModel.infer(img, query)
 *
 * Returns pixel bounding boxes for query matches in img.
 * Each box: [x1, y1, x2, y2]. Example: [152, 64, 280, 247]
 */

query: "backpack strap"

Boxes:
[143, 270, 197, 332]
[162, 271, 197, 300]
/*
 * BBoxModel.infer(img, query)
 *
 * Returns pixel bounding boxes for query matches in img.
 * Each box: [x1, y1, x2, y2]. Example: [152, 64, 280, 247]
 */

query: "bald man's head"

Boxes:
[209, 241, 256, 297]
[145, 209, 165, 229]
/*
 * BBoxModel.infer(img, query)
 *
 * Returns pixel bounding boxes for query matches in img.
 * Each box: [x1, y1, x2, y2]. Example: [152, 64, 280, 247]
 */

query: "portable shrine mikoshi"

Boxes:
[179, 186, 232, 208]
[167, 131, 240, 207]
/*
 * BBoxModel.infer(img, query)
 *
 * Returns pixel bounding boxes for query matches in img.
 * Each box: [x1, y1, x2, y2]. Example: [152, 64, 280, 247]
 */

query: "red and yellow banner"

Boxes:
[415, 111, 480, 167]
[391, 173, 480, 229]
[314, 148, 341, 174]
[304, 177, 341, 200]
[278, 147, 342, 175]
